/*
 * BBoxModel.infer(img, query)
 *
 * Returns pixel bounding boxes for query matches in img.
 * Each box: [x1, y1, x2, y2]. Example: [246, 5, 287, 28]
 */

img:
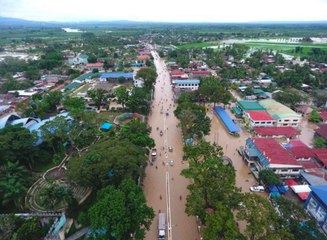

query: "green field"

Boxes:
[177, 42, 218, 49]
[243, 41, 327, 57]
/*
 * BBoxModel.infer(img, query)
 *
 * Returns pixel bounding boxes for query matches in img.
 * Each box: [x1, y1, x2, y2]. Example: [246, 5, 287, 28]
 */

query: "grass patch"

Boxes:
[177, 42, 218, 49]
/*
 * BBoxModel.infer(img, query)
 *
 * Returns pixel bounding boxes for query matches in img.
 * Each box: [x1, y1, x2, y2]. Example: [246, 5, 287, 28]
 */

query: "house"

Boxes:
[68, 53, 89, 65]
[190, 70, 211, 78]
[253, 126, 300, 139]
[136, 55, 150, 64]
[134, 78, 144, 88]
[172, 79, 200, 91]
[320, 112, 327, 123]
[315, 124, 327, 141]
[85, 62, 104, 71]
[304, 185, 327, 234]
[244, 110, 276, 128]
[259, 99, 302, 127]
[244, 138, 302, 179]
[170, 70, 188, 79]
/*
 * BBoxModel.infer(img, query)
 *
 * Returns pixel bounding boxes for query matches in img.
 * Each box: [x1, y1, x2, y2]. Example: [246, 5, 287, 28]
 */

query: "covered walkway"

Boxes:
[213, 106, 240, 135]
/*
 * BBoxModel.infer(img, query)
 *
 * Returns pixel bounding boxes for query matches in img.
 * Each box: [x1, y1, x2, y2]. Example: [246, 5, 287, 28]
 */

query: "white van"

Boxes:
[250, 185, 265, 192]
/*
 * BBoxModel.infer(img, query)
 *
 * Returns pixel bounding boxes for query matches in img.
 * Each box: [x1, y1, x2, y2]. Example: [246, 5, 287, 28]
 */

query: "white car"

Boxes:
[169, 160, 174, 166]
[250, 185, 265, 192]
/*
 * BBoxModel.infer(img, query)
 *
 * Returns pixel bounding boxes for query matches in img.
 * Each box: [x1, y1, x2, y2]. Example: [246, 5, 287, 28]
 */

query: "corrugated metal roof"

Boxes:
[214, 106, 240, 133]
[259, 99, 301, 119]
[237, 101, 265, 111]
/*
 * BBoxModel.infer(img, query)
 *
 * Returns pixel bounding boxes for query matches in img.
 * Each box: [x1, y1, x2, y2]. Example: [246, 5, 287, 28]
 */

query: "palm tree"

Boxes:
[0, 161, 31, 210]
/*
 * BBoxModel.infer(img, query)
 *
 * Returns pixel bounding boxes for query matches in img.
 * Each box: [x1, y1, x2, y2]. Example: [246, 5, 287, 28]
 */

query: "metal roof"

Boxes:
[237, 101, 265, 111]
[214, 106, 240, 133]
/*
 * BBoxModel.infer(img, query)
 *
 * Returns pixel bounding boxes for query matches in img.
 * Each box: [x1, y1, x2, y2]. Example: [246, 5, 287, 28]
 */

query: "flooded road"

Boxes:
[143, 51, 200, 240]
[204, 107, 258, 192]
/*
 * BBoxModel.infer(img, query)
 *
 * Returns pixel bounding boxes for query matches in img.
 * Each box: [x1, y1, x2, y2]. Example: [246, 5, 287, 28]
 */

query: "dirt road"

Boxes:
[143, 51, 200, 240]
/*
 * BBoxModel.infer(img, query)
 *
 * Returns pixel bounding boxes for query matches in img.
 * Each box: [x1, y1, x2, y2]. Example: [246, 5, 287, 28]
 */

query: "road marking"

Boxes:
[166, 171, 172, 240]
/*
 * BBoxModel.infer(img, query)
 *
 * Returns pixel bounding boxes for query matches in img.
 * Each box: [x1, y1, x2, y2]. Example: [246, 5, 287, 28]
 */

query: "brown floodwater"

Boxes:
[143, 51, 200, 240]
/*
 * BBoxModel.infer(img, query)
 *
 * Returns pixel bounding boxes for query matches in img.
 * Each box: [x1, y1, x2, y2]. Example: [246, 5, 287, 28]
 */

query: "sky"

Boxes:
[1, 0, 327, 23]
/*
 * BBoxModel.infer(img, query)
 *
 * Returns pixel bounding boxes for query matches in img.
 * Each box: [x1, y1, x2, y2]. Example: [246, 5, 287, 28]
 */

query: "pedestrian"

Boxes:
[155, 166, 158, 169]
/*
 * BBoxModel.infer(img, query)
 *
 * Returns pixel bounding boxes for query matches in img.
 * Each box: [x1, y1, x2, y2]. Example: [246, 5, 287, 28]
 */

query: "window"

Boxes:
[283, 123, 288, 126]
[255, 122, 259, 124]
[281, 169, 288, 172]
[284, 119, 289, 122]
[261, 122, 266, 124]
[292, 123, 297, 126]
[293, 119, 298, 122]
[267, 122, 271, 124]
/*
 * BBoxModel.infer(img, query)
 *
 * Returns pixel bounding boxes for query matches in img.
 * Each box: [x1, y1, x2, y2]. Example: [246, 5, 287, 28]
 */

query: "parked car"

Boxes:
[250, 185, 265, 192]
[168, 146, 173, 152]
[169, 160, 174, 166]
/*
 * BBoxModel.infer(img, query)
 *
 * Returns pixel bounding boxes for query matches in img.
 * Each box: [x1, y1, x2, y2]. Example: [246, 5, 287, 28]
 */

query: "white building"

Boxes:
[172, 79, 200, 91]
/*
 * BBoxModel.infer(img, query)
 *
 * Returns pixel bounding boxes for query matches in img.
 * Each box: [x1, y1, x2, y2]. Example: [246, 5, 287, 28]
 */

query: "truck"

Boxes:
[158, 213, 165, 240]
[151, 148, 157, 161]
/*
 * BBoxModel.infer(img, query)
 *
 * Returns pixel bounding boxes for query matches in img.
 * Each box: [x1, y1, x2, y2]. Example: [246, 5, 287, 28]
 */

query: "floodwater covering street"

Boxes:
[204, 108, 258, 192]
[143, 50, 200, 240]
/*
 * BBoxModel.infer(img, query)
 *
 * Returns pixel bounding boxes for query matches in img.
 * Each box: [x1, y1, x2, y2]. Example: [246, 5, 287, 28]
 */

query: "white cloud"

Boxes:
[0, 0, 326, 22]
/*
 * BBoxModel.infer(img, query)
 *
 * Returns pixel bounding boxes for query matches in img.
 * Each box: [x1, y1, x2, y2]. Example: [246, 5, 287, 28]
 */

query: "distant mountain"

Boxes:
[0, 17, 59, 27]
[0, 16, 326, 27]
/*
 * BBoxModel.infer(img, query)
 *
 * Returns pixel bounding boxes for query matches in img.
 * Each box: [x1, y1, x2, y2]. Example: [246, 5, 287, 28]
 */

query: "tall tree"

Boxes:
[87, 88, 109, 110]
[88, 179, 154, 240]
[39, 184, 74, 210]
[63, 97, 85, 116]
[136, 68, 157, 91]
[114, 86, 129, 109]
[0, 125, 36, 168]
[0, 161, 31, 210]
[237, 193, 280, 240]
[67, 139, 147, 189]
[259, 169, 280, 186]
[203, 203, 244, 240]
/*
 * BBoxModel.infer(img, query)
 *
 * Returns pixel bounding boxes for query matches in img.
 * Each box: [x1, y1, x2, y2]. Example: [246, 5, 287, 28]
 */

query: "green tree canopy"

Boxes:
[87, 88, 109, 110]
[136, 68, 157, 91]
[309, 109, 321, 123]
[88, 179, 154, 240]
[118, 119, 154, 149]
[113, 86, 129, 109]
[259, 169, 281, 186]
[67, 139, 147, 189]
[63, 97, 85, 115]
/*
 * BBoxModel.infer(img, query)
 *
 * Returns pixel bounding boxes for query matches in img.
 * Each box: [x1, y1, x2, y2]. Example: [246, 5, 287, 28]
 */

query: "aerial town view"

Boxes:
[1, 0, 327, 239]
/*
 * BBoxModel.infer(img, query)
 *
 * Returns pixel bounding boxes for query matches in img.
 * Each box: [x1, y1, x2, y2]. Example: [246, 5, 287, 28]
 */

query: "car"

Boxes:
[169, 160, 174, 166]
[168, 146, 173, 152]
[250, 185, 265, 192]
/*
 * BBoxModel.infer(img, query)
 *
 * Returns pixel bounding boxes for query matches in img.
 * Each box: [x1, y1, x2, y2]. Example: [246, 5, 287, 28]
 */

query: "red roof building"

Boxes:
[190, 70, 211, 77]
[244, 110, 275, 128]
[136, 55, 150, 62]
[312, 148, 327, 167]
[315, 124, 327, 140]
[85, 62, 104, 71]
[170, 70, 188, 79]
[320, 112, 327, 123]
[288, 140, 316, 160]
[252, 138, 300, 166]
[253, 126, 300, 138]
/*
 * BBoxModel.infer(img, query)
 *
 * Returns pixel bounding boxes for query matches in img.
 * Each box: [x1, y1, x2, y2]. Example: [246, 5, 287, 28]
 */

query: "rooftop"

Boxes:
[320, 111, 327, 121]
[309, 185, 327, 206]
[245, 110, 274, 121]
[100, 72, 133, 79]
[237, 101, 266, 111]
[253, 126, 300, 138]
[173, 79, 200, 84]
[315, 124, 327, 140]
[252, 138, 299, 166]
[259, 99, 301, 120]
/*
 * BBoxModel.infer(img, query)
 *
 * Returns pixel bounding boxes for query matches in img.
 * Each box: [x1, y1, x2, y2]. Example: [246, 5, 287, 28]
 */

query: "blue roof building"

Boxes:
[304, 185, 327, 234]
[213, 106, 240, 134]
[100, 72, 134, 81]
[100, 122, 113, 132]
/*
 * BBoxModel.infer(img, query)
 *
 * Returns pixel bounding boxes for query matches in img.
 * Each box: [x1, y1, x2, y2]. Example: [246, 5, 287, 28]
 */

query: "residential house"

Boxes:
[253, 126, 300, 139]
[190, 70, 211, 78]
[136, 55, 150, 64]
[134, 78, 144, 88]
[170, 70, 188, 79]
[320, 112, 327, 123]
[67, 53, 89, 65]
[85, 62, 104, 71]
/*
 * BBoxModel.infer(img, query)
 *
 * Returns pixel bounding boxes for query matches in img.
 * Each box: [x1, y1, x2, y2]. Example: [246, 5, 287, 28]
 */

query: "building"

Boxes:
[190, 70, 211, 78]
[134, 78, 144, 88]
[259, 99, 302, 127]
[170, 70, 188, 79]
[244, 110, 276, 128]
[85, 62, 104, 71]
[253, 126, 300, 139]
[315, 124, 327, 141]
[99, 72, 134, 81]
[320, 112, 327, 123]
[236, 101, 266, 113]
[304, 185, 327, 234]
[136, 55, 150, 64]
[244, 138, 302, 179]
[68, 53, 89, 65]
[172, 79, 200, 91]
